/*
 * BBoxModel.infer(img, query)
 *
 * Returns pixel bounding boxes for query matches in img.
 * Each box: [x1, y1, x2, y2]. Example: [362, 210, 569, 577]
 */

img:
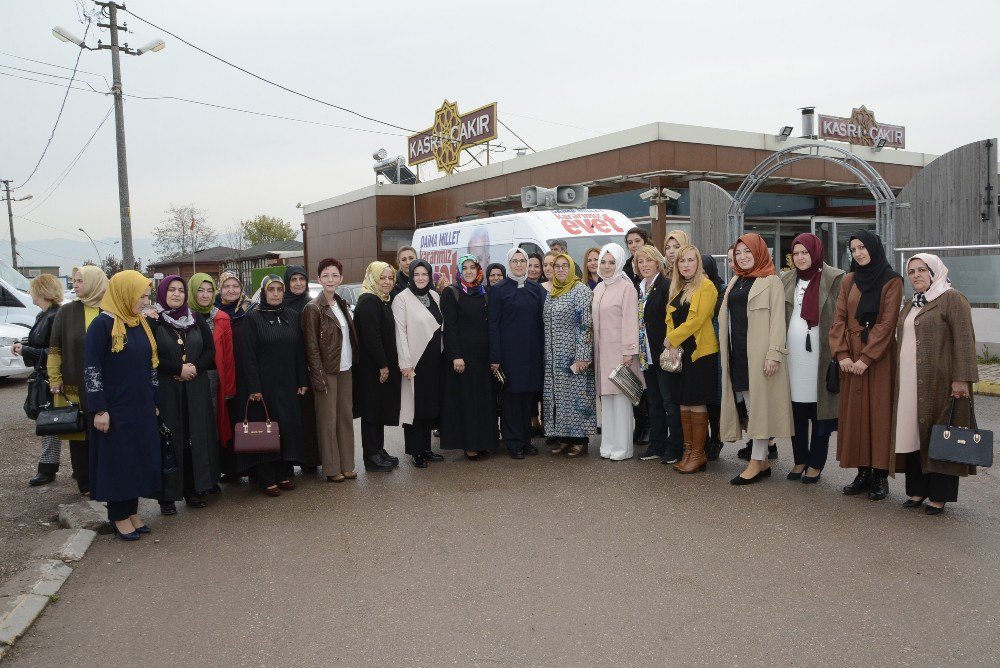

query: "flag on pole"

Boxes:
[190, 215, 196, 231]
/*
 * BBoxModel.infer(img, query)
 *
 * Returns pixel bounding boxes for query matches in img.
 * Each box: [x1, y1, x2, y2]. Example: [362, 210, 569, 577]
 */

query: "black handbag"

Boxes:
[825, 360, 840, 394]
[23, 369, 51, 420]
[159, 418, 179, 475]
[928, 397, 993, 468]
[35, 391, 85, 436]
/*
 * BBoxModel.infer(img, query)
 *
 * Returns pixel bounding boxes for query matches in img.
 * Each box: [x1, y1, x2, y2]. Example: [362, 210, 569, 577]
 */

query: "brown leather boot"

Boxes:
[677, 412, 709, 473]
[673, 409, 693, 471]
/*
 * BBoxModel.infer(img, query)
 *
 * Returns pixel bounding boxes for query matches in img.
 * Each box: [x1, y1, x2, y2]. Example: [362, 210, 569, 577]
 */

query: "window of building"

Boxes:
[380, 229, 414, 252]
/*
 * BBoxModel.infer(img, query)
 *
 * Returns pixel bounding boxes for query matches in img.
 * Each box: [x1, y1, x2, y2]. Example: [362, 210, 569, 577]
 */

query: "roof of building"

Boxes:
[303, 121, 950, 214]
[147, 245, 239, 267]
[240, 240, 303, 257]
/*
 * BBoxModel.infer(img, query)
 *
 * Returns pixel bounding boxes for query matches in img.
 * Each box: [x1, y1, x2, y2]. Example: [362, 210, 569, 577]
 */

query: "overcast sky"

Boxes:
[0, 0, 996, 262]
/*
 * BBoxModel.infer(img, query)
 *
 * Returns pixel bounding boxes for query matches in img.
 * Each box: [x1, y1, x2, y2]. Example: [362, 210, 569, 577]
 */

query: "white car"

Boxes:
[0, 321, 32, 378]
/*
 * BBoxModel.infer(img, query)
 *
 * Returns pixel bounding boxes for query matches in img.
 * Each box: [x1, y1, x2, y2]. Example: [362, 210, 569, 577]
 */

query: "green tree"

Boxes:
[240, 215, 298, 247]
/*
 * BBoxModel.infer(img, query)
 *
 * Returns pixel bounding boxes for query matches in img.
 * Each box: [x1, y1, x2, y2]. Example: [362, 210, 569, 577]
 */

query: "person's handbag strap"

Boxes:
[243, 396, 272, 423]
[946, 395, 980, 432]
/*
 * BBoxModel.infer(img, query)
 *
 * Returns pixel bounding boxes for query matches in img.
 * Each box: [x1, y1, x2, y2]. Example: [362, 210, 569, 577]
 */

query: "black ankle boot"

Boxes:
[843, 468, 871, 495]
[412, 454, 428, 469]
[423, 450, 444, 462]
[29, 463, 58, 487]
[868, 471, 889, 500]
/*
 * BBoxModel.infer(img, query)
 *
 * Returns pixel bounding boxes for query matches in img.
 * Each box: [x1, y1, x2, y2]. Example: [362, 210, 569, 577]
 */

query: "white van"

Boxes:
[0, 260, 41, 329]
[411, 209, 637, 284]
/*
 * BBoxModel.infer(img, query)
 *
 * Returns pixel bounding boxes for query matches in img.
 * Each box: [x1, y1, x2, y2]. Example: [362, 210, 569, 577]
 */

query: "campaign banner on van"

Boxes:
[415, 225, 495, 286]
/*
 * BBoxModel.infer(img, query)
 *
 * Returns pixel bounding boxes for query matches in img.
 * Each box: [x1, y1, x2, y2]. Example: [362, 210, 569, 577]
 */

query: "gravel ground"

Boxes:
[0, 377, 86, 586]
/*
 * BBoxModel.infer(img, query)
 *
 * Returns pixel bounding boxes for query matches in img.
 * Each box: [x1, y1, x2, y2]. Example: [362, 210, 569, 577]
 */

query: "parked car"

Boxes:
[0, 260, 42, 327]
[0, 322, 32, 378]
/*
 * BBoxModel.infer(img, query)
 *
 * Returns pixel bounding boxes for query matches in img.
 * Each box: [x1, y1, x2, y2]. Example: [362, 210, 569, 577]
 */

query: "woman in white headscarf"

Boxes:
[591, 243, 642, 460]
[891, 253, 979, 516]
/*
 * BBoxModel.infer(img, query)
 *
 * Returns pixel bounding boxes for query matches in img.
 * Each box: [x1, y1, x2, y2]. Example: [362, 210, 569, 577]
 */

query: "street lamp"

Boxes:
[1, 181, 32, 269]
[52, 1, 165, 270]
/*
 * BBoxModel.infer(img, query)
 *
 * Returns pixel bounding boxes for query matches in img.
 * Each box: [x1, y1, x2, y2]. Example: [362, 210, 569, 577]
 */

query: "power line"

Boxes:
[497, 118, 535, 153]
[23, 106, 114, 216]
[13, 20, 92, 190]
[0, 64, 106, 93]
[0, 50, 109, 85]
[123, 8, 418, 135]
[14, 214, 118, 248]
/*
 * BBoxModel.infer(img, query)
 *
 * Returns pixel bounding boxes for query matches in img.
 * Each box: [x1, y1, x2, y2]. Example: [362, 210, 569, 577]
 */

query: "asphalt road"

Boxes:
[6, 397, 1000, 666]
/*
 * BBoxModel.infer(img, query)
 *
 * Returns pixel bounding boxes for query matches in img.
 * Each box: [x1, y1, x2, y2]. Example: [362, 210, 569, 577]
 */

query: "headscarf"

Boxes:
[549, 253, 581, 299]
[664, 229, 691, 259]
[733, 233, 776, 278]
[506, 248, 528, 288]
[849, 230, 900, 326]
[282, 265, 310, 314]
[155, 275, 196, 331]
[361, 261, 394, 302]
[257, 274, 286, 312]
[187, 272, 216, 316]
[908, 253, 951, 308]
[72, 265, 108, 309]
[597, 243, 627, 286]
[215, 271, 250, 320]
[484, 262, 506, 293]
[100, 270, 158, 368]
[701, 253, 724, 291]
[457, 253, 485, 296]
[791, 233, 824, 329]
[407, 260, 434, 297]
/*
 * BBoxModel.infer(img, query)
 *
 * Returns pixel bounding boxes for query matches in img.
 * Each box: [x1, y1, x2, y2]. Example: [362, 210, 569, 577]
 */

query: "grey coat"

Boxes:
[781, 264, 845, 421]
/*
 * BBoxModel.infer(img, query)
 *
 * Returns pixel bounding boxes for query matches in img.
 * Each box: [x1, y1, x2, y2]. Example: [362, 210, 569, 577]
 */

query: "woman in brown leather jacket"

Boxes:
[301, 258, 360, 482]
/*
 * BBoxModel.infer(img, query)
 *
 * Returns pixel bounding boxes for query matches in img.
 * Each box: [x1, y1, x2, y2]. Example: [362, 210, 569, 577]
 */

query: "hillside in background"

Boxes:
[12, 237, 158, 277]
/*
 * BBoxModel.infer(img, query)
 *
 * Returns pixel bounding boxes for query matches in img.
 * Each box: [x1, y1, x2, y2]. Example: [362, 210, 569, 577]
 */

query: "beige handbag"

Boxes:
[659, 347, 683, 373]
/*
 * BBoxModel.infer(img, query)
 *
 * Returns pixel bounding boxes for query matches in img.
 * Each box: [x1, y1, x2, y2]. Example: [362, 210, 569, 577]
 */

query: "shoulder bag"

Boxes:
[24, 369, 51, 420]
[232, 397, 281, 454]
[825, 360, 840, 394]
[928, 397, 993, 467]
[35, 390, 85, 436]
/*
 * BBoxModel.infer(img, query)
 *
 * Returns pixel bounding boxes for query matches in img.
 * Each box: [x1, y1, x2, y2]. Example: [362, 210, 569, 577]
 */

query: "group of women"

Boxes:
[19, 225, 981, 540]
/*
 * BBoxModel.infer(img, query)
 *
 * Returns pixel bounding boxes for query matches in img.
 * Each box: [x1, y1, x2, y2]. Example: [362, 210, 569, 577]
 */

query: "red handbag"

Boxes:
[232, 397, 281, 454]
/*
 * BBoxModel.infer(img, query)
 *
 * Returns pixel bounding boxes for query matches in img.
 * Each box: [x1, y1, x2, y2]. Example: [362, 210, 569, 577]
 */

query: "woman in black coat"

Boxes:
[440, 254, 498, 459]
[634, 245, 684, 464]
[234, 276, 309, 497]
[353, 261, 402, 472]
[282, 265, 321, 474]
[14, 275, 64, 486]
[151, 275, 217, 514]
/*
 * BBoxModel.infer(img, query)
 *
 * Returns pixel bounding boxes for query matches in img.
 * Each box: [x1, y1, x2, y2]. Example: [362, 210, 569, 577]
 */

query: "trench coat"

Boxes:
[719, 274, 794, 442]
[592, 278, 642, 396]
[781, 264, 845, 421]
[829, 275, 903, 470]
[889, 290, 979, 477]
[392, 289, 443, 426]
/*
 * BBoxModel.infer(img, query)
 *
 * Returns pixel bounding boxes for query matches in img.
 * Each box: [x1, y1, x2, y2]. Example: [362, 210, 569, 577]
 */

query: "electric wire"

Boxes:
[13, 20, 92, 189]
[0, 50, 109, 85]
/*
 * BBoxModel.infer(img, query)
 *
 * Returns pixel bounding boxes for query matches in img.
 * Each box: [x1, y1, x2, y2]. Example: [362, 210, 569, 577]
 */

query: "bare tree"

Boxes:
[153, 204, 218, 260]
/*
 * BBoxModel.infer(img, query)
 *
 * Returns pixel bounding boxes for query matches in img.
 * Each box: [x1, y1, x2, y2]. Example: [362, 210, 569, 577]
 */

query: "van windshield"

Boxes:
[546, 235, 627, 268]
[0, 261, 31, 292]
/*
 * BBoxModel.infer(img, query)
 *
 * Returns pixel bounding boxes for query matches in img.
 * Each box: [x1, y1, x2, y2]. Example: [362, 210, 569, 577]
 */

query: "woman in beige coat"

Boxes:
[392, 260, 444, 468]
[892, 254, 979, 515]
[720, 233, 793, 485]
[592, 243, 641, 460]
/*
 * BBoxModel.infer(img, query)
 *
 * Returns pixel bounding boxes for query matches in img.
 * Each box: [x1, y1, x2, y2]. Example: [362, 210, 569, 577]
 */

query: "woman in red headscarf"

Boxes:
[781, 234, 844, 483]
[719, 233, 793, 485]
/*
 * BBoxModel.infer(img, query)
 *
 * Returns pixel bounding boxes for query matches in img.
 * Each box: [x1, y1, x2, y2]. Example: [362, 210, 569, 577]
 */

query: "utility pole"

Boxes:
[52, 4, 164, 270]
[98, 1, 134, 269]
[1, 180, 33, 270]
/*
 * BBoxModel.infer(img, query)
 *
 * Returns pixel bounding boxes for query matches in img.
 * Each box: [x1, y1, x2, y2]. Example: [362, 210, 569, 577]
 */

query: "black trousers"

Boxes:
[107, 498, 138, 522]
[904, 452, 959, 503]
[69, 439, 90, 493]
[403, 419, 434, 455]
[502, 391, 535, 455]
[360, 420, 385, 459]
[254, 460, 291, 488]
[791, 402, 835, 470]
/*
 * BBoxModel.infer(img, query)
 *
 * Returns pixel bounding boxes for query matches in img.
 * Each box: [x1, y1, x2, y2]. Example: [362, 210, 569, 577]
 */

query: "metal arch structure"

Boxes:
[726, 144, 899, 265]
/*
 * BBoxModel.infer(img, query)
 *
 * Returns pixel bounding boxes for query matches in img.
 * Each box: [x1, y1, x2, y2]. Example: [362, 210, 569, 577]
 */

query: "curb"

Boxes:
[0, 528, 97, 657]
[973, 381, 1000, 397]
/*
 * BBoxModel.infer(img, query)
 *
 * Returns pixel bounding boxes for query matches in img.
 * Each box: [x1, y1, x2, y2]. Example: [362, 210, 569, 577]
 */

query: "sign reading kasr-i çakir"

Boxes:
[407, 100, 498, 175]
[818, 106, 905, 149]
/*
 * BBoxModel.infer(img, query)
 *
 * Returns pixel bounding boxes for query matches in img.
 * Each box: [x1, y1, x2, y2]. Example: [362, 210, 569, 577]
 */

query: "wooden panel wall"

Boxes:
[895, 139, 999, 256]
[690, 181, 734, 256]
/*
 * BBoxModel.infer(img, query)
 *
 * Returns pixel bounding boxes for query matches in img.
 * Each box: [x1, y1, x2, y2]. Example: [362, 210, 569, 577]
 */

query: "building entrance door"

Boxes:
[811, 217, 876, 271]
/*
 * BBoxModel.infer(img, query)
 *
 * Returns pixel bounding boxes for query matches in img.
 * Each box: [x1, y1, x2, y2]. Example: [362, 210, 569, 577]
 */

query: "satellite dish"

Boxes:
[373, 148, 388, 161]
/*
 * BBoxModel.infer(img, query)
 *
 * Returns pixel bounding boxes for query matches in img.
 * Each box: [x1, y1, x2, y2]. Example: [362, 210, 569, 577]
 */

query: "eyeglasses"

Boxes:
[509, 259, 527, 265]
[553, 263, 570, 270]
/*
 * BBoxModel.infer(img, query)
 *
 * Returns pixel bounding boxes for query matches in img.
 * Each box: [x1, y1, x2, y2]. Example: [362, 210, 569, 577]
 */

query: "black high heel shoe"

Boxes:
[787, 468, 805, 481]
[730, 466, 771, 486]
[902, 497, 925, 508]
[925, 503, 946, 515]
